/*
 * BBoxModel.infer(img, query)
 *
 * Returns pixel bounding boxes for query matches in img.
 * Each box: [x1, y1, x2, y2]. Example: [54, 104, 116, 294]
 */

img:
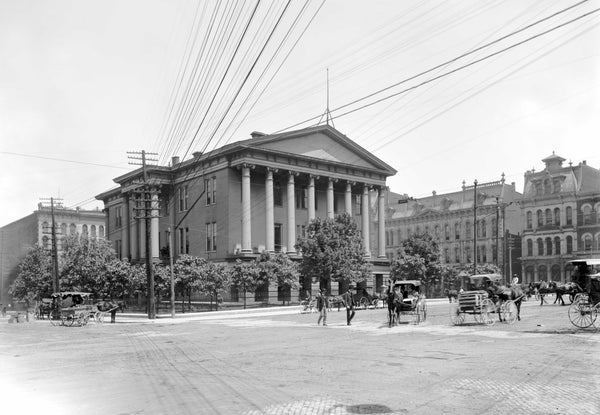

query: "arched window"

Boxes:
[583, 234, 593, 251]
[535, 182, 542, 195]
[434, 225, 439, 238]
[554, 208, 560, 226]
[554, 237, 561, 255]
[99, 225, 105, 238]
[42, 235, 50, 250]
[545, 209, 552, 225]
[476, 221, 481, 238]
[82, 224, 88, 236]
[454, 222, 460, 240]
[526, 211, 532, 229]
[545, 237, 552, 255]
[566, 206, 573, 226]
[444, 224, 449, 241]
[537, 238, 544, 256]
[416, 226, 421, 235]
[491, 218, 497, 237]
[537, 210, 544, 227]
[527, 239, 533, 256]
[454, 246, 460, 263]
[407, 228, 412, 238]
[481, 219, 487, 237]
[582, 205, 592, 225]
[69, 223, 77, 235]
[538, 265, 548, 280]
[91, 225, 97, 238]
[525, 266, 534, 283]
[566, 236, 573, 253]
[424, 225, 430, 235]
[544, 179, 551, 194]
[42, 221, 50, 233]
[551, 264, 561, 282]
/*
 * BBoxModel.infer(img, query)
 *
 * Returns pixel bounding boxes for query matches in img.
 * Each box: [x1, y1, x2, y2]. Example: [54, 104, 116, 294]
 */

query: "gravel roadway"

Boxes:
[1, 298, 599, 415]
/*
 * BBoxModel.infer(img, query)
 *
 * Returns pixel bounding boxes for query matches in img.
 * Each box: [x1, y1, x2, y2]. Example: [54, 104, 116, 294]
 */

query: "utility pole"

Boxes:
[495, 197, 500, 267]
[40, 197, 62, 293]
[128, 150, 159, 319]
[473, 180, 478, 274]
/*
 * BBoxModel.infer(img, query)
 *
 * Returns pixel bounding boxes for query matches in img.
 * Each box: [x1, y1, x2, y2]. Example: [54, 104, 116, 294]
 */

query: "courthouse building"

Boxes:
[520, 154, 600, 283]
[96, 125, 397, 303]
[0, 203, 106, 303]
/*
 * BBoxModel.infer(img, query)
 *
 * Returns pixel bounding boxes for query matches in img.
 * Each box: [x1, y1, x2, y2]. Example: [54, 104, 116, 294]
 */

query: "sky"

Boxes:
[1, 0, 599, 227]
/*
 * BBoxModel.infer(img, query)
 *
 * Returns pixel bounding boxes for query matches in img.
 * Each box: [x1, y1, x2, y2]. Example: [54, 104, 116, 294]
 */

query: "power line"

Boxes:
[0, 151, 129, 169]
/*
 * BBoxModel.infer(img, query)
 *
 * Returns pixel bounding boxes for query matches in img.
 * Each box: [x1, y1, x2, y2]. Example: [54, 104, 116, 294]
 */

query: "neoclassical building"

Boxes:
[385, 175, 522, 287]
[0, 204, 106, 303]
[96, 125, 397, 302]
[520, 154, 600, 283]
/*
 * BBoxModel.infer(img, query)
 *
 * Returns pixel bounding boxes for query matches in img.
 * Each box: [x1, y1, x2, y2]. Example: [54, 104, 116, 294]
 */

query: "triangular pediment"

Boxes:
[245, 125, 396, 174]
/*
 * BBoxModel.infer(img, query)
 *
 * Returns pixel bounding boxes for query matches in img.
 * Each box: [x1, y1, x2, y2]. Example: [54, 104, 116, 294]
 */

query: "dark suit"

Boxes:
[342, 290, 355, 325]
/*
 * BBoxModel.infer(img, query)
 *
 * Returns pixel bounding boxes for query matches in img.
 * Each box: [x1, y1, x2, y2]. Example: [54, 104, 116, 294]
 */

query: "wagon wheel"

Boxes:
[360, 297, 369, 310]
[501, 300, 518, 324]
[480, 299, 496, 326]
[568, 300, 594, 328]
[95, 311, 104, 323]
[63, 314, 75, 327]
[81, 314, 90, 326]
[449, 303, 464, 325]
[592, 303, 600, 330]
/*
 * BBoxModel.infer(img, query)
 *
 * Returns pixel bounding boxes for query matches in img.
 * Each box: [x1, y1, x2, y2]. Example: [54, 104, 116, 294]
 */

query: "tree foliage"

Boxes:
[9, 244, 53, 300]
[390, 232, 441, 295]
[295, 213, 371, 286]
[256, 251, 300, 290]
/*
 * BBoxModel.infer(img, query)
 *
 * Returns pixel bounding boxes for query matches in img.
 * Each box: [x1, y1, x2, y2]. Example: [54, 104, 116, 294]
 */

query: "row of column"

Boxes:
[241, 166, 386, 258]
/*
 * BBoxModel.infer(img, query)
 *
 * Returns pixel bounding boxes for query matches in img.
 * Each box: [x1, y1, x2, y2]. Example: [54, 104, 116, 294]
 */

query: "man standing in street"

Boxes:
[342, 285, 356, 325]
[316, 289, 329, 326]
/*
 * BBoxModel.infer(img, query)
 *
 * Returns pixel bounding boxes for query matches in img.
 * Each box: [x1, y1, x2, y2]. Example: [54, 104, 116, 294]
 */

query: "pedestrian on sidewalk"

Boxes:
[342, 285, 356, 326]
[316, 289, 329, 326]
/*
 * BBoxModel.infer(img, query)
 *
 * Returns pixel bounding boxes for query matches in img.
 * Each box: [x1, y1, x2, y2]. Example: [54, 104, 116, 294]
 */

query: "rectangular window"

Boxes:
[274, 224, 282, 252]
[205, 177, 216, 205]
[179, 228, 185, 254]
[205, 222, 217, 251]
[179, 186, 188, 211]
[295, 186, 307, 209]
[296, 224, 306, 239]
[355, 194, 362, 215]
[454, 223, 460, 240]
[115, 207, 122, 228]
[185, 227, 190, 254]
[274, 182, 283, 207]
[115, 240, 122, 259]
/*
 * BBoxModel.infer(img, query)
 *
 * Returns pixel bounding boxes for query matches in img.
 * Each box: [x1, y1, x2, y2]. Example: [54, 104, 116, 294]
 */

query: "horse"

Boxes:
[444, 288, 458, 303]
[530, 281, 553, 306]
[386, 287, 402, 327]
[327, 295, 345, 312]
[486, 283, 525, 322]
[550, 281, 583, 306]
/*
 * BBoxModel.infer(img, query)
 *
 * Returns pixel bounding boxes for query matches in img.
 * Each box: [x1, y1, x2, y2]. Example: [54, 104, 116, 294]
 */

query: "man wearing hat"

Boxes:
[341, 284, 356, 325]
[316, 288, 329, 326]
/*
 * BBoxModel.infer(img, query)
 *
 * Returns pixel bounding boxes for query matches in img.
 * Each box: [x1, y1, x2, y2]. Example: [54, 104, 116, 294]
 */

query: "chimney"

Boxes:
[251, 131, 266, 139]
[171, 156, 180, 166]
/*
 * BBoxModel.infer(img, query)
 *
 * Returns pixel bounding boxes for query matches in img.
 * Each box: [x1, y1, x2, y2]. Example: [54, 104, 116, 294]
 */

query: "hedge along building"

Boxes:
[95, 125, 397, 304]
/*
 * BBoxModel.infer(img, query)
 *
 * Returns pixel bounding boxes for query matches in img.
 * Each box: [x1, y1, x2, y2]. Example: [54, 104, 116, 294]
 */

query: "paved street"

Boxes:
[1, 299, 599, 415]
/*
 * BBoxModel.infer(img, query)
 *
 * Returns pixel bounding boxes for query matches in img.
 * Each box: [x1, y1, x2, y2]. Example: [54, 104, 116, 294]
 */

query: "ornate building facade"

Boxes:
[96, 125, 397, 302]
[520, 154, 600, 283]
[0, 204, 106, 303]
[385, 175, 522, 287]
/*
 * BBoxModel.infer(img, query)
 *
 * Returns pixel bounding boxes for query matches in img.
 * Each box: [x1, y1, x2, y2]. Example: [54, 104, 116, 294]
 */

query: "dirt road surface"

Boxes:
[1, 299, 599, 414]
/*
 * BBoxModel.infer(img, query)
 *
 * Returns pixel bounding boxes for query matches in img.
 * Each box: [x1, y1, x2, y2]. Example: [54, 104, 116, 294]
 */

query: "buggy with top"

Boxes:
[566, 258, 600, 329]
[386, 280, 427, 326]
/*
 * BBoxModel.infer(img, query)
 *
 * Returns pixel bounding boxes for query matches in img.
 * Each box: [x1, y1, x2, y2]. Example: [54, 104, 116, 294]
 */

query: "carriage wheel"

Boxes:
[480, 299, 496, 326]
[501, 300, 518, 324]
[592, 303, 600, 329]
[63, 315, 75, 327]
[360, 297, 369, 310]
[81, 314, 90, 326]
[568, 300, 594, 328]
[449, 303, 464, 325]
[95, 311, 104, 323]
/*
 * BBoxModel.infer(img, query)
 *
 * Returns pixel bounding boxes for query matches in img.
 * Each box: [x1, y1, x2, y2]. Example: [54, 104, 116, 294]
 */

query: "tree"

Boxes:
[173, 255, 204, 312]
[200, 261, 229, 311]
[295, 213, 371, 289]
[228, 259, 261, 309]
[104, 258, 143, 301]
[9, 244, 53, 301]
[390, 232, 441, 297]
[256, 252, 300, 305]
[60, 235, 116, 296]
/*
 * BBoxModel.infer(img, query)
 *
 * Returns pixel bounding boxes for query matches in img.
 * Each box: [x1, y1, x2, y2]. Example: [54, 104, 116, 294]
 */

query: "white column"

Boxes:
[140, 218, 146, 259]
[287, 172, 296, 254]
[151, 193, 160, 258]
[362, 185, 370, 257]
[345, 182, 353, 215]
[326, 179, 334, 219]
[378, 187, 386, 258]
[308, 175, 316, 221]
[265, 169, 274, 252]
[241, 166, 252, 253]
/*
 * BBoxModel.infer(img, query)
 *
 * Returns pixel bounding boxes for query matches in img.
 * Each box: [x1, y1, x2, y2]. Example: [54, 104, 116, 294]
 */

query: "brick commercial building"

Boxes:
[96, 125, 397, 304]
[520, 153, 600, 283]
[0, 203, 106, 303]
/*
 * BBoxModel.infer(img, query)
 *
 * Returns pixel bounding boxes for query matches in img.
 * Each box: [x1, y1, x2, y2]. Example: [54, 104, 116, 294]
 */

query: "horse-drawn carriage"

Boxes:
[47, 292, 119, 326]
[386, 280, 427, 326]
[566, 259, 600, 329]
[450, 274, 522, 325]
